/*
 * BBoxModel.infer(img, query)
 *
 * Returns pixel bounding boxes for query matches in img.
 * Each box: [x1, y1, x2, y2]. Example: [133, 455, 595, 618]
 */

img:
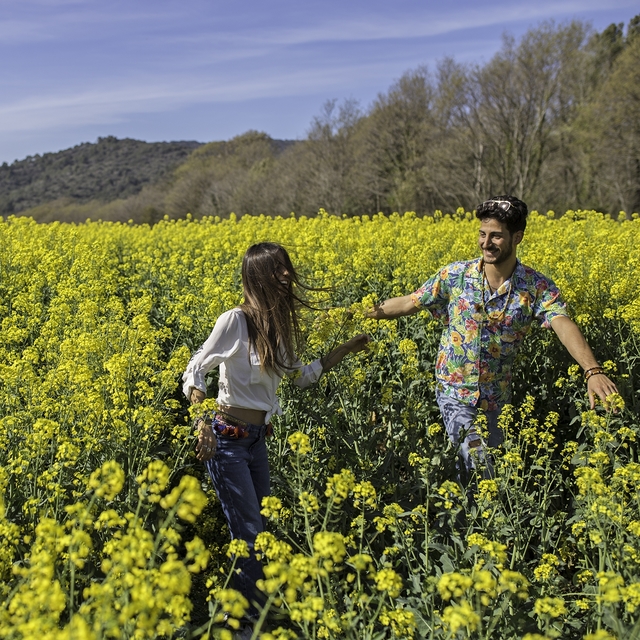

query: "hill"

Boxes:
[0, 136, 203, 215]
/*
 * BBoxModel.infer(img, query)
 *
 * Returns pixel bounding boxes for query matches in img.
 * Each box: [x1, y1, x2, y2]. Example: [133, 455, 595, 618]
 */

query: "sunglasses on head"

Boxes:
[479, 199, 512, 212]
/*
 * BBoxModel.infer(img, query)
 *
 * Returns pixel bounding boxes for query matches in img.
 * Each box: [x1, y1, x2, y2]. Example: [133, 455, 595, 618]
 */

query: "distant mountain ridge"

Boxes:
[0, 136, 204, 215]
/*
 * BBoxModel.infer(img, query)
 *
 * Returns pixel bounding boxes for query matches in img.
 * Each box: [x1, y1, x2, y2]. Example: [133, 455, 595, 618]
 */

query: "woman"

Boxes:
[182, 242, 368, 620]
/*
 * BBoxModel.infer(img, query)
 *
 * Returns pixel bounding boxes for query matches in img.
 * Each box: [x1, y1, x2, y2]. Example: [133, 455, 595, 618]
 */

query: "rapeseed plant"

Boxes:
[0, 211, 638, 637]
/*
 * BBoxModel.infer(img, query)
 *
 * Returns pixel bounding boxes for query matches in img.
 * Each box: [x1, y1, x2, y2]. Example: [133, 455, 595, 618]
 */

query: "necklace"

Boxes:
[481, 263, 513, 324]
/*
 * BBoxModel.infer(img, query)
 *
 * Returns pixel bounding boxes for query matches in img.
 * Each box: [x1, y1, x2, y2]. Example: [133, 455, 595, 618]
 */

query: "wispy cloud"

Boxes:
[1, 0, 631, 48]
[230, 0, 635, 48]
[0, 59, 399, 134]
[0, 0, 636, 162]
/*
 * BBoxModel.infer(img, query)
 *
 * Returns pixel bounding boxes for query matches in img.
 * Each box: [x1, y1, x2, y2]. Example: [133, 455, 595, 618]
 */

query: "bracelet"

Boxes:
[584, 366, 604, 375]
[585, 370, 606, 381]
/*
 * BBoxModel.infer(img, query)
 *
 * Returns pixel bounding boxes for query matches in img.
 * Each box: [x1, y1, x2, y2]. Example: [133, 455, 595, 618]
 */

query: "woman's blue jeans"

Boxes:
[205, 422, 271, 615]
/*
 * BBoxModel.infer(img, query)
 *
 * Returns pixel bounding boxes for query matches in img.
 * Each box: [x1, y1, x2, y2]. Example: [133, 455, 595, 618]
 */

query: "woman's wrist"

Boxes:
[190, 388, 206, 404]
[321, 345, 345, 372]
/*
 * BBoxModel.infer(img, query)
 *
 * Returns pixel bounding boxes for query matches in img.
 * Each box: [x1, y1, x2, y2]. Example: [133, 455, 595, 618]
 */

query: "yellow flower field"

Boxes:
[0, 210, 638, 639]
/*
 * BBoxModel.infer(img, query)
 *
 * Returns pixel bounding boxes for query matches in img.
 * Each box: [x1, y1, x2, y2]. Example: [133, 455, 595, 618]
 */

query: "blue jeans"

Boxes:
[205, 420, 271, 615]
[436, 391, 502, 480]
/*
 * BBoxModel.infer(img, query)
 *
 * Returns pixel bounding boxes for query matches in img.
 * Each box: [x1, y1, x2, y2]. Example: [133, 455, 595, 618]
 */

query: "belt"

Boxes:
[213, 411, 273, 439]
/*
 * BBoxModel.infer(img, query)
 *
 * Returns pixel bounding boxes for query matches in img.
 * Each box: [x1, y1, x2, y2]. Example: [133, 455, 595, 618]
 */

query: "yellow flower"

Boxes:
[347, 553, 373, 571]
[137, 460, 171, 503]
[288, 431, 312, 454]
[597, 571, 624, 604]
[159, 475, 207, 523]
[408, 452, 426, 467]
[498, 570, 529, 599]
[299, 491, 320, 513]
[325, 469, 356, 504]
[428, 423, 442, 436]
[441, 600, 480, 633]
[373, 568, 403, 599]
[379, 607, 417, 639]
[352, 481, 377, 509]
[212, 588, 249, 620]
[261, 496, 283, 519]
[313, 532, 346, 564]
[467, 533, 507, 566]
[477, 479, 498, 500]
[583, 632, 616, 640]
[534, 596, 567, 618]
[472, 567, 497, 605]
[624, 582, 640, 613]
[226, 539, 250, 559]
[87, 460, 125, 501]
[438, 572, 473, 600]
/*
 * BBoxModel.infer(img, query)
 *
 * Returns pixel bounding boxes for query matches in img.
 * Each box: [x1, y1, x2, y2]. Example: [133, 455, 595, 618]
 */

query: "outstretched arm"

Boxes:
[367, 295, 420, 319]
[320, 334, 370, 373]
[551, 316, 618, 409]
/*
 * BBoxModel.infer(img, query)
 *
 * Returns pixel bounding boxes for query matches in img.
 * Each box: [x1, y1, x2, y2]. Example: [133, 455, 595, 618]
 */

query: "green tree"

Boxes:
[578, 35, 640, 213]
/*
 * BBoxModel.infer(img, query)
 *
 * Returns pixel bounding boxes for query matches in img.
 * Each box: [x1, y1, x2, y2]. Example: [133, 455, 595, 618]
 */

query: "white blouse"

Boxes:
[182, 308, 323, 423]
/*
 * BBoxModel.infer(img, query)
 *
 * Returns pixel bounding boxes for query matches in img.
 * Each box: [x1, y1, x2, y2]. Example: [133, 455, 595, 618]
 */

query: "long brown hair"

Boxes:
[240, 243, 310, 374]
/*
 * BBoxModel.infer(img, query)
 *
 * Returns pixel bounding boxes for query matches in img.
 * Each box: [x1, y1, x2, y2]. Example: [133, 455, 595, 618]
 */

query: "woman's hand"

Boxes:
[344, 333, 370, 354]
[195, 419, 217, 461]
[321, 334, 370, 372]
[190, 389, 215, 460]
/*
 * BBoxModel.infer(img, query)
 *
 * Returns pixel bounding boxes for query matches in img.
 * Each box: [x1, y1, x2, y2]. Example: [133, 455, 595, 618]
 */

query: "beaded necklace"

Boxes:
[481, 262, 513, 324]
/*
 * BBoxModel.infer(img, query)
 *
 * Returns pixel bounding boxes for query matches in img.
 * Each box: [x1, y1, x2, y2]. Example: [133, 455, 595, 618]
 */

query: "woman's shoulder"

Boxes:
[214, 307, 247, 330]
[220, 306, 244, 319]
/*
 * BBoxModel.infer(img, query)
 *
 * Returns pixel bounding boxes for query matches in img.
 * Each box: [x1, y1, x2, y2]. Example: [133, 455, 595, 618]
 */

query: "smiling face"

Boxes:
[478, 217, 523, 266]
[242, 242, 297, 306]
[274, 262, 291, 287]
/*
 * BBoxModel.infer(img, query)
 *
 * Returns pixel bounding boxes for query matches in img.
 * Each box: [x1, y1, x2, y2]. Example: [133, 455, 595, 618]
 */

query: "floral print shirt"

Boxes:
[412, 258, 568, 410]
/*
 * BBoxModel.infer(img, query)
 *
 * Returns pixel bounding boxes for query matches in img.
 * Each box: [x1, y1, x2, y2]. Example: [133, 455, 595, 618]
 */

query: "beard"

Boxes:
[482, 240, 514, 265]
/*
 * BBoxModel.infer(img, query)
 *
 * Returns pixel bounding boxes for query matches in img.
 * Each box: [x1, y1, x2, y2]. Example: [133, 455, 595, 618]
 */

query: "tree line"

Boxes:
[5, 15, 640, 223]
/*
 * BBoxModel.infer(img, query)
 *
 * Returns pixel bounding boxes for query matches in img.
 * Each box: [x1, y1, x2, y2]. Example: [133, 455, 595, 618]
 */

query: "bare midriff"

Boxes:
[219, 405, 267, 426]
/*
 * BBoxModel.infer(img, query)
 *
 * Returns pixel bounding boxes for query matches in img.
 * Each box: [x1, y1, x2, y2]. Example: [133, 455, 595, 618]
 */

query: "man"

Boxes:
[367, 196, 618, 476]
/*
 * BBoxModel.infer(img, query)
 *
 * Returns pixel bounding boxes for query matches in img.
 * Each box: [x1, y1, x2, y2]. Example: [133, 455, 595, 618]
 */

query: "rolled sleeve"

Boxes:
[534, 282, 568, 329]
[412, 269, 449, 319]
[288, 358, 323, 388]
[181, 309, 243, 399]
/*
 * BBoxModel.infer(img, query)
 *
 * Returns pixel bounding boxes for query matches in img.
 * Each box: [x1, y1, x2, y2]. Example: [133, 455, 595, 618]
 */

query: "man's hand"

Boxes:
[366, 295, 420, 319]
[551, 316, 619, 411]
[586, 374, 619, 411]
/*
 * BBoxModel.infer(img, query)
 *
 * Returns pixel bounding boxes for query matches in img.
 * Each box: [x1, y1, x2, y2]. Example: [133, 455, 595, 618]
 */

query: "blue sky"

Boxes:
[1, 0, 638, 164]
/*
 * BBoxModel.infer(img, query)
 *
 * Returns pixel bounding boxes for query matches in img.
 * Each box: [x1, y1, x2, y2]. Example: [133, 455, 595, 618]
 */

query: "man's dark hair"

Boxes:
[475, 195, 528, 233]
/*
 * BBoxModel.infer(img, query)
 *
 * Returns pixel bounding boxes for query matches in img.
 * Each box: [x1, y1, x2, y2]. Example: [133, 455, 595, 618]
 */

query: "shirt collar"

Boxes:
[475, 258, 523, 293]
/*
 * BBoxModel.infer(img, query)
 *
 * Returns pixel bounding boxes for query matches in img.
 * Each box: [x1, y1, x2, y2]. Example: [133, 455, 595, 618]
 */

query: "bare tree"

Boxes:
[357, 68, 446, 214]
[460, 22, 590, 206]
[289, 99, 364, 216]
